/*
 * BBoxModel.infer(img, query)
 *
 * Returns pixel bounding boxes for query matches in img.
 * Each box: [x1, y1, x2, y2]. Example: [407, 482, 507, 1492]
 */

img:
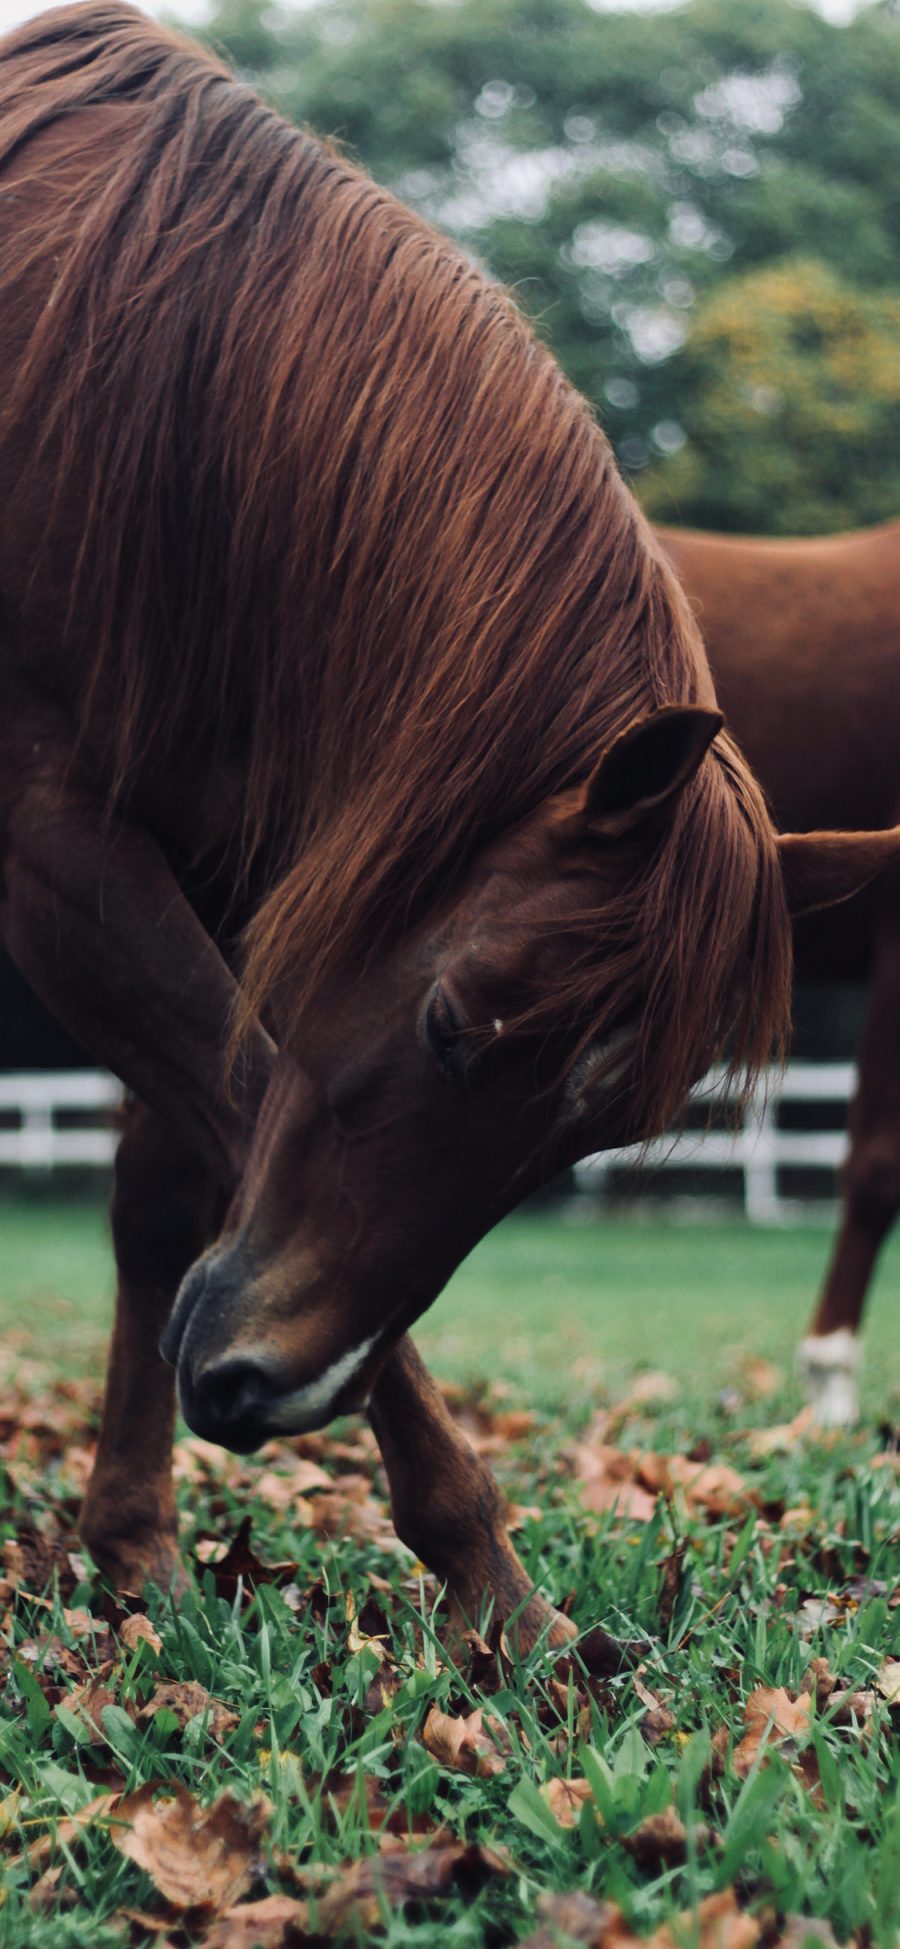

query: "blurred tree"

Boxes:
[640, 258, 900, 531]
[187, 0, 900, 531]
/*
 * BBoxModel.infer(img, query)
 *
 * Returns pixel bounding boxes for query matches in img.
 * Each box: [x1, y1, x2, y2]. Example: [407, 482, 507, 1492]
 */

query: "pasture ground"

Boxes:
[0, 1198, 897, 1947]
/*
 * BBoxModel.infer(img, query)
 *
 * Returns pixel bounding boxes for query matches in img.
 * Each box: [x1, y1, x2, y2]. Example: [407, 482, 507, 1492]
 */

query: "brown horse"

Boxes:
[0, 6, 892, 1649]
[661, 520, 900, 1426]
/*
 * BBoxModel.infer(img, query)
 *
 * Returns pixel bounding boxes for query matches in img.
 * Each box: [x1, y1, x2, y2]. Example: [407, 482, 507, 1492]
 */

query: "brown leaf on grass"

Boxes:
[772, 1918, 840, 1949]
[255, 1457, 334, 1511]
[522, 1886, 759, 1949]
[739, 1357, 781, 1401]
[622, 1806, 704, 1867]
[800, 1657, 837, 1708]
[3, 1526, 80, 1602]
[309, 1770, 397, 1836]
[421, 1704, 508, 1777]
[521, 1890, 618, 1948]
[637, 1453, 751, 1519]
[304, 1475, 395, 1549]
[202, 1894, 313, 1947]
[28, 1864, 71, 1914]
[65, 1671, 120, 1742]
[682, 1890, 761, 1949]
[316, 1839, 510, 1933]
[733, 1686, 813, 1778]
[195, 1518, 298, 1601]
[110, 1781, 270, 1912]
[17, 1631, 91, 1693]
[875, 1657, 900, 1704]
[120, 1613, 163, 1656]
[746, 1409, 815, 1459]
[13, 1791, 121, 1872]
[540, 1776, 594, 1828]
[138, 1679, 239, 1741]
[573, 1443, 657, 1523]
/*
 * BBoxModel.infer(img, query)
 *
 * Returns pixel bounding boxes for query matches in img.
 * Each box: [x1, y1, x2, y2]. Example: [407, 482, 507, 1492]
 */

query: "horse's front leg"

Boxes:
[2, 755, 275, 1582]
[2, 758, 274, 1182]
[368, 1335, 575, 1656]
[79, 1100, 221, 1590]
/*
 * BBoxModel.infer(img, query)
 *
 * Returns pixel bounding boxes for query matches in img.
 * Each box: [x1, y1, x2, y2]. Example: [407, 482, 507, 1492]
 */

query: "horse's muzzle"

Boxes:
[177, 1349, 286, 1454]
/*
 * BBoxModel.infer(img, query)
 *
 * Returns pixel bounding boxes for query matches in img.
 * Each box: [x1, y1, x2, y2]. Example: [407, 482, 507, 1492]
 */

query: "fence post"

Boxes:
[743, 1084, 779, 1224]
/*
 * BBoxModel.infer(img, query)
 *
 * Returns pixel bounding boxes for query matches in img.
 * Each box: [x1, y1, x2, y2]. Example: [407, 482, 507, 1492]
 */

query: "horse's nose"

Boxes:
[183, 1353, 278, 1453]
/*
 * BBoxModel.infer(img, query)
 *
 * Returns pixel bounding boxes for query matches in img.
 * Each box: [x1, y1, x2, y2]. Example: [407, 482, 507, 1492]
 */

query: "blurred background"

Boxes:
[1, 0, 898, 1406]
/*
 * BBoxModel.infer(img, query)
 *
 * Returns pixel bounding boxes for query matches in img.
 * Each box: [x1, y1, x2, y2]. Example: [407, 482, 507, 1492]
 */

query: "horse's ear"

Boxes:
[581, 705, 723, 840]
[777, 828, 900, 917]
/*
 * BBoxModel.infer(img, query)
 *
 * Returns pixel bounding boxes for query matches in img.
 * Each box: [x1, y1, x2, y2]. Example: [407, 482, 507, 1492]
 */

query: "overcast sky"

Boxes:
[0, 0, 873, 46]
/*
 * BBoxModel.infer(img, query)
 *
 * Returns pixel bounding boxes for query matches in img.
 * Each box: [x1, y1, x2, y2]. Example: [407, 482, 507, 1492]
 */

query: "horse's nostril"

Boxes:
[189, 1355, 273, 1445]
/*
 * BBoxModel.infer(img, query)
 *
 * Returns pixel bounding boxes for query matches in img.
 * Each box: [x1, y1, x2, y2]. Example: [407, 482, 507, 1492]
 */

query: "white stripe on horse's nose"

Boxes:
[265, 1331, 380, 1433]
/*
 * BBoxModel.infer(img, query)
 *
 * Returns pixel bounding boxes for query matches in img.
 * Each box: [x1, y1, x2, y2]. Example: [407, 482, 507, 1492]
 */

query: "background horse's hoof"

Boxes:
[797, 1329, 860, 1429]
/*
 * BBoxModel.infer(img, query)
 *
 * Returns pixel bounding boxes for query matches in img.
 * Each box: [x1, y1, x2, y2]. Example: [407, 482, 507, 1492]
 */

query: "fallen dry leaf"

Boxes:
[746, 1409, 815, 1459]
[622, 1806, 698, 1866]
[739, 1356, 781, 1400]
[65, 1671, 120, 1743]
[421, 1704, 508, 1778]
[875, 1657, 900, 1705]
[637, 1453, 751, 1519]
[110, 1781, 270, 1911]
[521, 1889, 617, 1948]
[773, 1918, 839, 1949]
[573, 1442, 657, 1522]
[14, 1791, 121, 1873]
[202, 1893, 312, 1947]
[138, 1679, 239, 1741]
[120, 1613, 163, 1657]
[540, 1776, 594, 1828]
[522, 1885, 759, 1949]
[733, 1686, 813, 1778]
[316, 1839, 510, 1932]
[194, 1518, 298, 1601]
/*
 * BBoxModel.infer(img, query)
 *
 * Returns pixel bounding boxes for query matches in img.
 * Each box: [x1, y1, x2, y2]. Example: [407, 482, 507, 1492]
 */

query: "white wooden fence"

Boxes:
[0, 1063, 859, 1221]
[575, 1061, 857, 1223]
[0, 1070, 122, 1170]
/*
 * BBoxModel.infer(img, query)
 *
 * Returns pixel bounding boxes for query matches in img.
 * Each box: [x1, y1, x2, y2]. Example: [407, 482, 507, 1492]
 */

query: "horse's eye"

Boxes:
[424, 985, 466, 1083]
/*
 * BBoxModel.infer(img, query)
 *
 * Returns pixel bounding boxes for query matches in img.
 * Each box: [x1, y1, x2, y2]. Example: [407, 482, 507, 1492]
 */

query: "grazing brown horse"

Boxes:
[0, 6, 893, 1648]
[661, 521, 900, 1426]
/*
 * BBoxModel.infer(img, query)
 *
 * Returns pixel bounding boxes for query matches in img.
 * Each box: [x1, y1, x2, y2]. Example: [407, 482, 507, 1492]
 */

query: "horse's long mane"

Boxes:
[0, 2, 792, 1133]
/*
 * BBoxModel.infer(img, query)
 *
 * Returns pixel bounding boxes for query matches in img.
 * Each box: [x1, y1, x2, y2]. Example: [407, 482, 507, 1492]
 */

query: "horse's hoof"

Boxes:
[80, 1528, 186, 1597]
[797, 1330, 860, 1429]
[572, 1624, 651, 1675]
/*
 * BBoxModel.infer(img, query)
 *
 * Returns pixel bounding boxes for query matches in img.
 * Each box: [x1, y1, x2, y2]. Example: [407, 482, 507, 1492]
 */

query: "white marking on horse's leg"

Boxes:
[796, 1329, 861, 1429]
[266, 1332, 380, 1432]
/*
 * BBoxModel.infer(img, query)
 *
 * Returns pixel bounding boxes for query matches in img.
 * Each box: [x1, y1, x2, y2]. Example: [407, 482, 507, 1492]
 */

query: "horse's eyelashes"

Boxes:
[424, 986, 466, 1083]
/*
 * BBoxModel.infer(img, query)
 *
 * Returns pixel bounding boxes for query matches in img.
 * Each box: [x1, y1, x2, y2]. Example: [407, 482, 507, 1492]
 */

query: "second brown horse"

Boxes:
[663, 519, 900, 1424]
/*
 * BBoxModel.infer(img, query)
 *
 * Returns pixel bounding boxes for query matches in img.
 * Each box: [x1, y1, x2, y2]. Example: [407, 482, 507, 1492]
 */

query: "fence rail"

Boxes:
[0, 1070, 122, 1171]
[0, 1063, 859, 1221]
[575, 1060, 857, 1223]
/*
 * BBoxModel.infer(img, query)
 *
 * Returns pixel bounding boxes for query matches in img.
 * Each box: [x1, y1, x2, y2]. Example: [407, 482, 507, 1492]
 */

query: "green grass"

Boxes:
[1, 1196, 898, 1410]
[0, 1199, 897, 1946]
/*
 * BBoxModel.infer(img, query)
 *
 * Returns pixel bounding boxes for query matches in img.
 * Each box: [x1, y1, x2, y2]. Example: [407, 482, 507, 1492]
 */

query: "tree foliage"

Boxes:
[192, 0, 900, 531]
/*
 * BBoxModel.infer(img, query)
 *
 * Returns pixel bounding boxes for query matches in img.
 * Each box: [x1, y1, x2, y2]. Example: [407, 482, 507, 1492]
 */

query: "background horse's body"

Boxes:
[662, 521, 900, 1421]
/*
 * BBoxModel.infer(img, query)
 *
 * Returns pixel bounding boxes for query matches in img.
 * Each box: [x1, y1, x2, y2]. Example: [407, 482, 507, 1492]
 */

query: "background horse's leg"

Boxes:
[80, 1100, 220, 1589]
[800, 904, 900, 1426]
[3, 764, 274, 1182]
[368, 1335, 575, 1654]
